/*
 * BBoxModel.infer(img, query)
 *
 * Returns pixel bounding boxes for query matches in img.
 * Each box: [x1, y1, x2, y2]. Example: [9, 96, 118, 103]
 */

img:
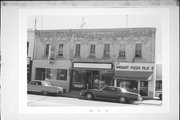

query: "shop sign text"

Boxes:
[115, 63, 154, 71]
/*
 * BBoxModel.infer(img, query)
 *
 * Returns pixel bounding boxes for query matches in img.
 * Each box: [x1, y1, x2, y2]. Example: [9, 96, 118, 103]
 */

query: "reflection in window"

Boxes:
[117, 79, 138, 93]
[57, 69, 67, 80]
[45, 68, 52, 80]
[35, 68, 46, 80]
[72, 70, 87, 89]
[100, 74, 114, 88]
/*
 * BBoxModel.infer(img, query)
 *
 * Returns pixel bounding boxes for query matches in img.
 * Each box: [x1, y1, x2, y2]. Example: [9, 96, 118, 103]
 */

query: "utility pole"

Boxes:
[80, 16, 86, 29]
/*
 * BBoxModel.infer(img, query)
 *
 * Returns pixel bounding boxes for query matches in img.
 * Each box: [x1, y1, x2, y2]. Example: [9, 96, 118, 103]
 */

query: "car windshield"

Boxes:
[43, 81, 52, 86]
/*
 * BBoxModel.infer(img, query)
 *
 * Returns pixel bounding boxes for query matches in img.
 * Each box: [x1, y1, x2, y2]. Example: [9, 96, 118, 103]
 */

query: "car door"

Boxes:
[102, 87, 120, 99]
[96, 87, 112, 99]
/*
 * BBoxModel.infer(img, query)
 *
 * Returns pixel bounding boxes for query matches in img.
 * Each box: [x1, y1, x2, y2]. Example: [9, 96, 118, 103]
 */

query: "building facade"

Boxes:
[27, 29, 35, 82]
[31, 28, 156, 98]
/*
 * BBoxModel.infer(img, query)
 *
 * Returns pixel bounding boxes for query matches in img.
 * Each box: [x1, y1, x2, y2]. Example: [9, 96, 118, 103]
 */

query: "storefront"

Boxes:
[71, 62, 114, 91]
[31, 60, 71, 92]
[114, 62, 155, 98]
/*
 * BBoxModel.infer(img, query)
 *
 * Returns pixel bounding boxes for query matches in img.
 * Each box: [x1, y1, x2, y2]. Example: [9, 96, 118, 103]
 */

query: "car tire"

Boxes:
[42, 91, 48, 95]
[85, 93, 93, 100]
[159, 94, 162, 100]
[118, 96, 126, 103]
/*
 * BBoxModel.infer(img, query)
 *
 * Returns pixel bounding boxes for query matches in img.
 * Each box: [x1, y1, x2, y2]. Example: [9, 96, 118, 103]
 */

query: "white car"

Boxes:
[28, 80, 66, 95]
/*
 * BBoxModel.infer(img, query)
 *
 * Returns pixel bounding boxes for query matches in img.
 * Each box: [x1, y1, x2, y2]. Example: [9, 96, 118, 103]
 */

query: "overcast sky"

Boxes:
[28, 15, 162, 63]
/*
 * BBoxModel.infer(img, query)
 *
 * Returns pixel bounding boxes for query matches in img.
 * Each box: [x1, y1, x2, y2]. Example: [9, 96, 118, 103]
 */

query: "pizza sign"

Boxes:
[115, 62, 154, 72]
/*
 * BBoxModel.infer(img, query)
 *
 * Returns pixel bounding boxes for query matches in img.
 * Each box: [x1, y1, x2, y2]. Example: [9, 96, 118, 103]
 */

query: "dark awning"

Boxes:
[114, 71, 153, 81]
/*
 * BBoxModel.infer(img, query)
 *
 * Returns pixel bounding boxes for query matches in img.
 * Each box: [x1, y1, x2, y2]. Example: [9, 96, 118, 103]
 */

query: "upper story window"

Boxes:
[90, 44, 95, 56]
[103, 43, 110, 58]
[75, 44, 81, 57]
[58, 44, 63, 57]
[27, 42, 29, 55]
[119, 44, 126, 58]
[45, 44, 50, 56]
[135, 44, 142, 58]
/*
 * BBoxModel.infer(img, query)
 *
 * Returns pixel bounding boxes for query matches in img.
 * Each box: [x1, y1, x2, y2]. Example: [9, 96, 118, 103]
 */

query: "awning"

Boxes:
[114, 71, 153, 81]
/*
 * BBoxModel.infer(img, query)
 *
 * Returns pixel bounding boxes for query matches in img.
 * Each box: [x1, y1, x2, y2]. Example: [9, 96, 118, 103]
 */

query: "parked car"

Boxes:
[80, 86, 142, 103]
[155, 91, 162, 100]
[27, 80, 66, 95]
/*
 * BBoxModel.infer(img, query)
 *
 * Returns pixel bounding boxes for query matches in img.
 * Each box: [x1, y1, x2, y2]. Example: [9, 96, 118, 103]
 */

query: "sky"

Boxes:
[28, 15, 162, 63]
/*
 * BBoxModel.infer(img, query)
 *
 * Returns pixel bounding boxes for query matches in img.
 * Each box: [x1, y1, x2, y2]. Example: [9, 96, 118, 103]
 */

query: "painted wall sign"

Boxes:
[115, 62, 154, 72]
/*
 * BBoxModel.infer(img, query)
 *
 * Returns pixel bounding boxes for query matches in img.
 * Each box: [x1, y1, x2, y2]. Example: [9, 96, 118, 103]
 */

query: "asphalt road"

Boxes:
[28, 94, 162, 106]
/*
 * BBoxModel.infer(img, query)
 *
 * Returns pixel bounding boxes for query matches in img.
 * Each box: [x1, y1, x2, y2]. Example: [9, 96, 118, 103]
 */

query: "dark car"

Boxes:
[80, 86, 143, 103]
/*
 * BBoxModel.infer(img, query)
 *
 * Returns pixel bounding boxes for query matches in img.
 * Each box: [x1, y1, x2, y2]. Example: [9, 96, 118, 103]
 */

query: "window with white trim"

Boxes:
[119, 44, 126, 58]
[58, 44, 63, 57]
[135, 44, 142, 58]
[90, 44, 95, 56]
[103, 43, 110, 58]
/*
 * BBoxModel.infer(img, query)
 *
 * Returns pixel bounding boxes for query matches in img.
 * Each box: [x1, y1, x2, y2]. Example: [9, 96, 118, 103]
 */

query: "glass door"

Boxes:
[140, 81, 148, 96]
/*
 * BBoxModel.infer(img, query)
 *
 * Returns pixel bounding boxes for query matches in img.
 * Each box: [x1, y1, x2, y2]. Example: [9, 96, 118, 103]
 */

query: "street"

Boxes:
[28, 94, 162, 106]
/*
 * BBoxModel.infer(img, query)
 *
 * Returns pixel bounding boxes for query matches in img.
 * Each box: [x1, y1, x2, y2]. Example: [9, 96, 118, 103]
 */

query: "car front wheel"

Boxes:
[85, 93, 93, 100]
[118, 97, 127, 103]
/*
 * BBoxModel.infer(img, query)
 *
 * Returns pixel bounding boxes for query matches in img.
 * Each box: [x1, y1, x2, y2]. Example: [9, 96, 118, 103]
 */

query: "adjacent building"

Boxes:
[31, 27, 156, 98]
[27, 29, 35, 82]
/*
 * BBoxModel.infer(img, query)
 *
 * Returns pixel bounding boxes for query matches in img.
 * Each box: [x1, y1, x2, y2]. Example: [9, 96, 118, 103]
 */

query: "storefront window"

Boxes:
[72, 70, 86, 90]
[57, 69, 67, 80]
[140, 81, 148, 96]
[35, 68, 45, 80]
[35, 68, 57, 80]
[155, 80, 162, 91]
[100, 74, 114, 88]
[117, 79, 138, 93]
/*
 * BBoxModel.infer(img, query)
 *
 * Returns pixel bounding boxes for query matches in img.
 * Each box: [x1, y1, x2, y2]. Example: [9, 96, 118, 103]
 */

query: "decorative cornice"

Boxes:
[35, 28, 155, 45]
[35, 30, 71, 45]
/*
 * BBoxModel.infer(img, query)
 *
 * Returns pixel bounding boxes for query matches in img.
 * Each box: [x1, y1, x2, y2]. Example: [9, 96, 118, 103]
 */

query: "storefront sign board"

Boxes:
[115, 62, 154, 72]
[73, 63, 112, 69]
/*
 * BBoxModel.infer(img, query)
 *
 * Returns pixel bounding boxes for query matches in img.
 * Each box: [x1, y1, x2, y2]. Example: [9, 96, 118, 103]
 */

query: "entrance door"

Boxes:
[140, 81, 148, 96]
[86, 71, 93, 89]
[86, 70, 100, 89]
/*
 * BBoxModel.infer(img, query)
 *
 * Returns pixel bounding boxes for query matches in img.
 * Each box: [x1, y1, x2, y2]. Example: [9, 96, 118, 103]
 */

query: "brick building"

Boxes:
[31, 27, 156, 98]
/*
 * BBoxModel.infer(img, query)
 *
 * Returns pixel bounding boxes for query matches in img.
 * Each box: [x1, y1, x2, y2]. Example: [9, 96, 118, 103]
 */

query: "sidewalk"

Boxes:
[61, 91, 162, 106]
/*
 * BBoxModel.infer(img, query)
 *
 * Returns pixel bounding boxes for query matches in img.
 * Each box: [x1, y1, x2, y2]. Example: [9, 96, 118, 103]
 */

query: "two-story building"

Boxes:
[31, 27, 156, 98]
